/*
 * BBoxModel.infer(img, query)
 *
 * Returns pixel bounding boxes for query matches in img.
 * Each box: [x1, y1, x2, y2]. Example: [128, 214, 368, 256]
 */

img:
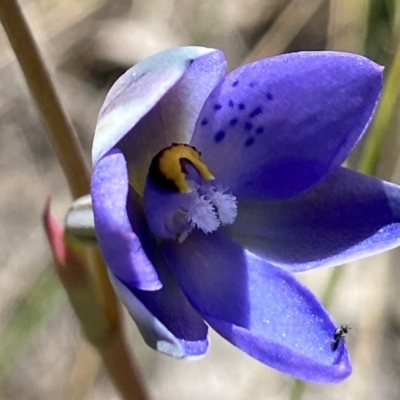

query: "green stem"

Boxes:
[358, 40, 400, 175]
[0, 0, 90, 199]
[322, 266, 344, 308]
[289, 379, 306, 400]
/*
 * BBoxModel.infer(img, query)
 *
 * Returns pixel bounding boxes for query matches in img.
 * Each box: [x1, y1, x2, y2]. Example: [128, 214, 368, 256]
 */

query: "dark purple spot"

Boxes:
[214, 104, 222, 111]
[249, 107, 262, 118]
[256, 126, 264, 134]
[232, 80, 239, 87]
[244, 137, 255, 147]
[249, 81, 257, 88]
[230, 118, 238, 126]
[215, 131, 225, 142]
[244, 122, 253, 131]
[266, 92, 274, 100]
[238, 103, 245, 110]
[228, 100, 234, 108]
[201, 118, 208, 126]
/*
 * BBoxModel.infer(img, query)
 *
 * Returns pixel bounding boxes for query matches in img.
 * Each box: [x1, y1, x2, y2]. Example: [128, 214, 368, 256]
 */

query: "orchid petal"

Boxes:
[119, 48, 226, 194]
[91, 147, 162, 290]
[190, 51, 382, 200]
[93, 46, 220, 165]
[162, 231, 351, 383]
[93, 47, 226, 193]
[226, 166, 400, 272]
[108, 256, 209, 358]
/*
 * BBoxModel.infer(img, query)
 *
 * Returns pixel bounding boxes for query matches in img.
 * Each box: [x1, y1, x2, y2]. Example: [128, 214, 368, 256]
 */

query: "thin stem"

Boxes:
[321, 265, 344, 308]
[86, 247, 121, 334]
[0, 0, 89, 199]
[288, 379, 306, 400]
[100, 331, 149, 400]
[63, 343, 101, 400]
[1, 2, 150, 398]
[44, 204, 150, 400]
[358, 39, 400, 175]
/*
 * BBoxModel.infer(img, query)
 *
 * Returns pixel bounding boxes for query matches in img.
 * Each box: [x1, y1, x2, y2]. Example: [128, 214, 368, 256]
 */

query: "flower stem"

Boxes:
[321, 265, 344, 308]
[0, 1, 149, 398]
[0, 0, 89, 199]
[100, 331, 149, 400]
[288, 379, 306, 400]
[358, 39, 400, 176]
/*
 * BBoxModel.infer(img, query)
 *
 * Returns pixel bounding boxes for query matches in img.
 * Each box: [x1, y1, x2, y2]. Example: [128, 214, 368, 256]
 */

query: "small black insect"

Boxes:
[331, 323, 351, 352]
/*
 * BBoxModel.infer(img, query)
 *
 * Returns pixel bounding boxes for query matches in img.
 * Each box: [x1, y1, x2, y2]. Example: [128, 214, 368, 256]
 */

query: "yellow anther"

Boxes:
[158, 144, 214, 193]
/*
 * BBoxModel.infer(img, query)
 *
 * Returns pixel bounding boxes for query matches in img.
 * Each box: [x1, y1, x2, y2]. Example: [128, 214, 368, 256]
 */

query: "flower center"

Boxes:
[143, 143, 237, 242]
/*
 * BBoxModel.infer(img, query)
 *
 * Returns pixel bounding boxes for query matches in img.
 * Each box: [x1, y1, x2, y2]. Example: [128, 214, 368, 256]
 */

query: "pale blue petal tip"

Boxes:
[92, 46, 218, 165]
[109, 271, 209, 358]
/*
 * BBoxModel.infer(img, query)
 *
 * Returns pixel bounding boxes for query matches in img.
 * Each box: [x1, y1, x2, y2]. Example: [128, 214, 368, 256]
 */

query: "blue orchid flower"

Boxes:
[91, 46, 400, 383]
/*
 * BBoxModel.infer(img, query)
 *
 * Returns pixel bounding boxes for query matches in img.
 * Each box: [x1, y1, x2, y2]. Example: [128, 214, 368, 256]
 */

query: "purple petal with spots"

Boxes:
[108, 253, 209, 358]
[190, 51, 382, 200]
[162, 231, 351, 383]
[91, 147, 162, 290]
[226, 166, 400, 272]
[92, 46, 222, 166]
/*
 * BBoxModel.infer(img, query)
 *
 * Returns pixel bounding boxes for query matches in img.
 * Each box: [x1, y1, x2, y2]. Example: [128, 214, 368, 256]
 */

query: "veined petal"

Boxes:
[226, 167, 400, 272]
[93, 47, 226, 193]
[91, 147, 161, 290]
[191, 51, 382, 200]
[162, 231, 351, 383]
[108, 254, 209, 358]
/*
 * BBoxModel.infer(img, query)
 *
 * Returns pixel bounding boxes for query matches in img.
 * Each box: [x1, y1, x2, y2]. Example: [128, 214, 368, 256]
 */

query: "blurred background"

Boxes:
[1, 0, 400, 399]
